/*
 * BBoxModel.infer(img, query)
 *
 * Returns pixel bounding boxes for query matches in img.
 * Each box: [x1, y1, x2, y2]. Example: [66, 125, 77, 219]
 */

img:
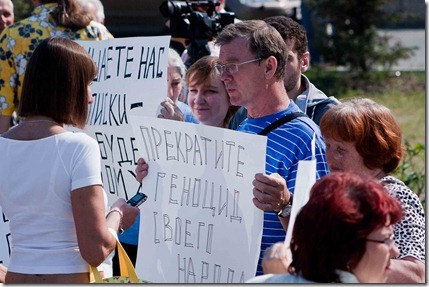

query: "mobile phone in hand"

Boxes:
[127, 192, 148, 207]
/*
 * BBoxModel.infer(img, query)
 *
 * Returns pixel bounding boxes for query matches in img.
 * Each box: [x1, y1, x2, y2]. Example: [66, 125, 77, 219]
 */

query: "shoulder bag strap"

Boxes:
[258, 112, 307, 136]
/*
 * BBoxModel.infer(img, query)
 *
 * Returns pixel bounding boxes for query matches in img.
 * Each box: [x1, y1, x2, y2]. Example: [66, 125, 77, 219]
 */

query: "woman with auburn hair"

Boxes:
[247, 172, 403, 283]
[319, 98, 425, 283]
[260, 98, 425, 283]
[0, 37, 139, 283]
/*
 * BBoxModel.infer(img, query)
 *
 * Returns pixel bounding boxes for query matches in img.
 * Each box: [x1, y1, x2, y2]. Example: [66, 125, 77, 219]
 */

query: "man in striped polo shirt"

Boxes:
[215, 20, 329, 276]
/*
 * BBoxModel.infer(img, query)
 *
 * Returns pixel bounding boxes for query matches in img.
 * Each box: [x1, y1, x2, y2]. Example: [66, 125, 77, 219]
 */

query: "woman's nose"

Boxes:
[193, 91, 205, 104]
[390, 243, 400, 258]
[325, 149, 335, 165]
[167, 84, 173, 98]
[87, 87, 94, 104]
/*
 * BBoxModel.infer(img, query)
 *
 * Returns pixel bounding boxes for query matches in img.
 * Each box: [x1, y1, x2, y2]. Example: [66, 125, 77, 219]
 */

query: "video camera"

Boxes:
[159, 0, 235, 40]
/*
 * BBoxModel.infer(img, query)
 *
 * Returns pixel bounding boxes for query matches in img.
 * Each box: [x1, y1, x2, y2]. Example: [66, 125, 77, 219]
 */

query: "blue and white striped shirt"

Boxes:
[238, 101, 329, 276]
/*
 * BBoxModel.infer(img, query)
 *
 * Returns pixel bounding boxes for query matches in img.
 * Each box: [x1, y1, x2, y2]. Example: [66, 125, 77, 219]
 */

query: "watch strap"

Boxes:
[276, 193, 293, 218]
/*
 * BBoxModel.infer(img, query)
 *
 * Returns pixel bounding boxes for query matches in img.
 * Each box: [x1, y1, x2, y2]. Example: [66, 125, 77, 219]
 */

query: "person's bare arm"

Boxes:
[0, 115, 11, 134]
[0, 263, 7, 282]
[277, 216, 290, 234]
[71, 185, 139, 267]
[386, 256, 425, 283]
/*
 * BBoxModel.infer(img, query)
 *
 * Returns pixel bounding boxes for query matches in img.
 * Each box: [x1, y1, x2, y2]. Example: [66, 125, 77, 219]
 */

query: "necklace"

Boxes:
[21, 119, 59, 125]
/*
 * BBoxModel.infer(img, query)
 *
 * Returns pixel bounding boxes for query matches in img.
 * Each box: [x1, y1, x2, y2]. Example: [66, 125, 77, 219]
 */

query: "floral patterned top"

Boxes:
[0, 3, 113, 116]
[381, 176, 425, 263]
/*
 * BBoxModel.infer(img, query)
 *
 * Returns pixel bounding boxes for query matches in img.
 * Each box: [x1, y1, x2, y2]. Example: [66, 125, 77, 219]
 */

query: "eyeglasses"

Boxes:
[366, 237, 395, 246]
[214, 58, 261, 75]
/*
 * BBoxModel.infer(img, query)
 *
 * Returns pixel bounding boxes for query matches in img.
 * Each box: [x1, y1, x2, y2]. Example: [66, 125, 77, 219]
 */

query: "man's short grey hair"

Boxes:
[215, 20, 287, 79]
[168, 48, 187, 99]
[89, 0, 105, 23]
[0, 0, 13, 9]
[168, 48, 187, 78]
[77, 0, 105, 22]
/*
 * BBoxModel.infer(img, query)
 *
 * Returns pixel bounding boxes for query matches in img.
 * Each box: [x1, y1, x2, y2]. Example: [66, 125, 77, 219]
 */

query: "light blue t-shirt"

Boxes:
[118, 214, 140, 245]
[246, 270, 359, 283]
[176, 101, 199, 124]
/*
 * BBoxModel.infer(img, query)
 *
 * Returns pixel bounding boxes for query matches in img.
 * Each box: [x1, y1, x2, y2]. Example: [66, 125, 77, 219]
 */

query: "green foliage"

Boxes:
[305, 67, 394, 98]
[12, 0, 32, 21]
[393, 142, 426, 209]
[304, 0, 416, 74]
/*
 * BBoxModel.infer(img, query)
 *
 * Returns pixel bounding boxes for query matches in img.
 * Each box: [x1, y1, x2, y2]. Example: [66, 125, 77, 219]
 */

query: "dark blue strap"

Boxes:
[258, 112, 307, 136]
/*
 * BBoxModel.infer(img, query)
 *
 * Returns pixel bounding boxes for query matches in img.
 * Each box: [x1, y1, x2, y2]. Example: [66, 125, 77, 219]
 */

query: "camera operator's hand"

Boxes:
[158, 97, 185, 122]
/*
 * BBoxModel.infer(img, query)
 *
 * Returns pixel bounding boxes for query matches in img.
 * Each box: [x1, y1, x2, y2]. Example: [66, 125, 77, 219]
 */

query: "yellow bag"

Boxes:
[90, 229, 150, 283]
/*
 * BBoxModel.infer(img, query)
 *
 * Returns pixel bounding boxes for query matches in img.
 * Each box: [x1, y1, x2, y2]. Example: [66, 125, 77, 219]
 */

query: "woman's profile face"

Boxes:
[167, 66, 182, 103]
[87, 85, 94, 104]
[187, 74, 230, 127]
[324, 137, 382, 179]
[352, 223, 399, 283]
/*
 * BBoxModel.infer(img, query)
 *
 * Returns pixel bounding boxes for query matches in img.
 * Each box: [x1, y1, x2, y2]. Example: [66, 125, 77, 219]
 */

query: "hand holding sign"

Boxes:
[130, 116, 267, 283]
[252, 173, 291, 213]
[135, 157, 149, 183]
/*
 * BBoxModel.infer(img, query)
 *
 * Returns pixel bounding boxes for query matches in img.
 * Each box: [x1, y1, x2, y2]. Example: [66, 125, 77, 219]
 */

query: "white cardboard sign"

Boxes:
[130, 116, 267, 283]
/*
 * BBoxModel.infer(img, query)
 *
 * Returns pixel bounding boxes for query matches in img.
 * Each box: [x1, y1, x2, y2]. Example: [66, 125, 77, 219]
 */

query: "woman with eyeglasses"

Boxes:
[247, 172, 403, 283]
[318, 98, 425, 283]
[260, 97, 425, 283]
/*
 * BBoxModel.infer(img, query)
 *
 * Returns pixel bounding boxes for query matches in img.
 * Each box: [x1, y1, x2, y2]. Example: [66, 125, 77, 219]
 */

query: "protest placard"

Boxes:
[72, 36, 170, 204]
[129, 116, 267, 283]
[0, 209, 10, 267]
[283, 134, 317, 261]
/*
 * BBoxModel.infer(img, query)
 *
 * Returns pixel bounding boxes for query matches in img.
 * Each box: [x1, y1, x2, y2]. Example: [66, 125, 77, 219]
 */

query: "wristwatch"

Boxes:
[276, 193, 293, 218]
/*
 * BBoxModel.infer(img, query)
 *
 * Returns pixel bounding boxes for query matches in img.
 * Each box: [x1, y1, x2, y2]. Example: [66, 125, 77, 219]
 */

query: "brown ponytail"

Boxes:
[49, 0, 92, 29]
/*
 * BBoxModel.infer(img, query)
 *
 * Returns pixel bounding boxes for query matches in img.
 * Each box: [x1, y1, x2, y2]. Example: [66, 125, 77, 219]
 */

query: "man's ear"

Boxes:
[300, 51, 310, 73]
[264, 56, 278, 80]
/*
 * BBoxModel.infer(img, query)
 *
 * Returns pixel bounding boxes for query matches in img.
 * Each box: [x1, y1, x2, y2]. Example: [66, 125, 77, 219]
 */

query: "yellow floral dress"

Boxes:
[0, 3, 113, 116]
